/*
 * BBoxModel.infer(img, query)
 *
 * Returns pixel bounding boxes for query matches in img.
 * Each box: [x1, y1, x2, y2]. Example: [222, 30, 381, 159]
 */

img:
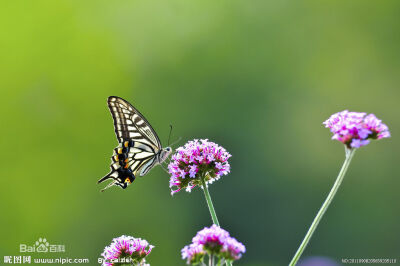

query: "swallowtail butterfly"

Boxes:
[98, 96, 172, 191]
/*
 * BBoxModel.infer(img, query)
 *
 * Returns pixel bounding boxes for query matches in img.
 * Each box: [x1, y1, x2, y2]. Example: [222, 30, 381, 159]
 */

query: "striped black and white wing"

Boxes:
[98, 96, 162, 191]
[108, 96, 162, 150]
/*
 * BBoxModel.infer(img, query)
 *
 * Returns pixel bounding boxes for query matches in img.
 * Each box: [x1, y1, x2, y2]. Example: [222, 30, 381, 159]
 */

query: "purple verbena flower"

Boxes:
[101, 235, 154, 266]
[323, 110, 390, 149]
[168, 139, 231, 195]
[181, 225, 245, 265]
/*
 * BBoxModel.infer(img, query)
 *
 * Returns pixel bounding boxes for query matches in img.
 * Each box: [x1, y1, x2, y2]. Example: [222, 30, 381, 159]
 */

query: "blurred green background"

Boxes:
[1, 1, 399, 265]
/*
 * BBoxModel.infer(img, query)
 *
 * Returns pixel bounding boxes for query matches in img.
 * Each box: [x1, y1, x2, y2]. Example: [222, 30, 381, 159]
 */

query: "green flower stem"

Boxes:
[209, 254, 215, 266]
[289, 148, 356, 266]
[201, 177, 220, 226]
[200, 176, 232, 266]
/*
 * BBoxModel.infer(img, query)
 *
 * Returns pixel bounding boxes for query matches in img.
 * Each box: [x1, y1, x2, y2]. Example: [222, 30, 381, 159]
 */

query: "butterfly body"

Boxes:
[98, 96, 172, 191]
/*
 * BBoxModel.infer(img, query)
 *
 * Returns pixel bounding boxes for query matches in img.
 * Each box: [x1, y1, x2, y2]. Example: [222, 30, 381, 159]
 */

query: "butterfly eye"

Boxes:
[124, 177, 131, 184]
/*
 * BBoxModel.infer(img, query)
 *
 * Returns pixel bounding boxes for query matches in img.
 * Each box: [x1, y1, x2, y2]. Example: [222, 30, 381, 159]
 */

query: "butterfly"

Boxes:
[98, 96, 172, 191]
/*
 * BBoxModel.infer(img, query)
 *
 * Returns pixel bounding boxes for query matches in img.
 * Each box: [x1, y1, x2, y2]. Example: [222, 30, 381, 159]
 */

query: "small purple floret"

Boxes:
[181, 243, 205, 265]
[168, 139, 231, 195]
[323, 110, 390, 148]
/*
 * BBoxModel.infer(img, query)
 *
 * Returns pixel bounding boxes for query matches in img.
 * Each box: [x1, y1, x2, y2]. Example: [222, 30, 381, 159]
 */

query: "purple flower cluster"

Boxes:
[168, 139, 231, 195]
[101, 235, 153, 266]
[323, 110, 390, 148]
[181, 225, 246, 264]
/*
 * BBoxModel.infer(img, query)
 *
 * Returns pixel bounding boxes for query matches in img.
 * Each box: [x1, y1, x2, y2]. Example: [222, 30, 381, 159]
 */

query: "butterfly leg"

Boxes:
[159, 163, 169, 174]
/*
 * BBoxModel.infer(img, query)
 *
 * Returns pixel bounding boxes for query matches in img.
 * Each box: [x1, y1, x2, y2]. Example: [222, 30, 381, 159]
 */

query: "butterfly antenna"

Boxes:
[100, 180, 117, 192]
[170, 136, 182, 148]
[167, 124, 173, 146]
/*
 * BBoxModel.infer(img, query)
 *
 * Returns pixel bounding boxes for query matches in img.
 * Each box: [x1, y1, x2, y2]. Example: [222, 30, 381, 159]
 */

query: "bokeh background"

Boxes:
[1, 1, 399, 265]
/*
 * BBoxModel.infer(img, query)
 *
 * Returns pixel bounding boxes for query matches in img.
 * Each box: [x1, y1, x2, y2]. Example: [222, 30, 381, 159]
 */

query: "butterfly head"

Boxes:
[160, 147, 173, 163]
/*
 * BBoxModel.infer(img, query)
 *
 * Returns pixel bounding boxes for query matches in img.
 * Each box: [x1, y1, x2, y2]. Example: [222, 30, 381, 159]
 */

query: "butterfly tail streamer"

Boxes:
[98, 172, 118, 192]
[100, 180, 117, 192]
[98, 172, 114, 184]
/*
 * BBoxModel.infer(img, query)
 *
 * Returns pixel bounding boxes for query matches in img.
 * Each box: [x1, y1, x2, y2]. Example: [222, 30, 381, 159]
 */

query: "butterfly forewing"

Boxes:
[108, 96, 161, 150]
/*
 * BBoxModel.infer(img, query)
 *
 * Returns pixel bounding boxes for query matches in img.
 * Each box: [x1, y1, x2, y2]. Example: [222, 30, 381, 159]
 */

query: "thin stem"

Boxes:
[209, 254, 215, 266]
[200, 176, 220, 226]
[289, 148, 356, 266]
[200, 176, 232, 266]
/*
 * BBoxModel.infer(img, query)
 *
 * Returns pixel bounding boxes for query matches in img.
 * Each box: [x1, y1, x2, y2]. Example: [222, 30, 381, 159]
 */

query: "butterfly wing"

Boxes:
[98, 96, 162, 191]
[107, 96, 162, 150]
